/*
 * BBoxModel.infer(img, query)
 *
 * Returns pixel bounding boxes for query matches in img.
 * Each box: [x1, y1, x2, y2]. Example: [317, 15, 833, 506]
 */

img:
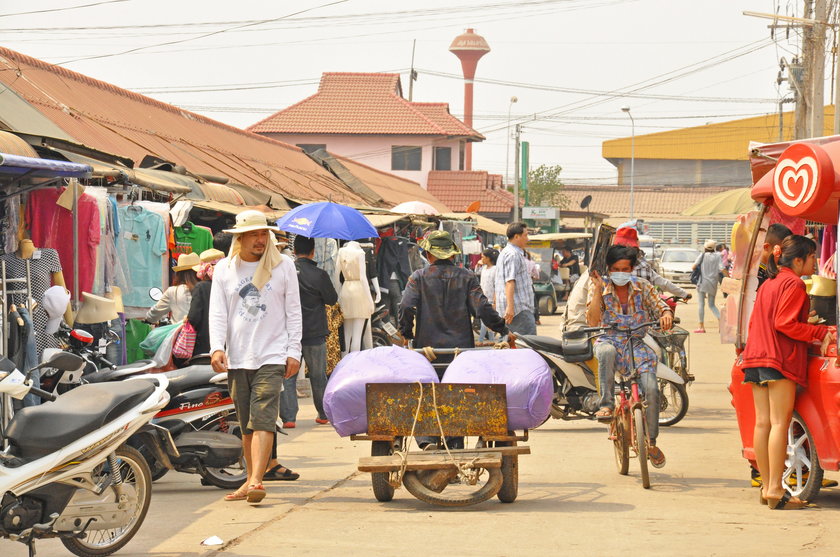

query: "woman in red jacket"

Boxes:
[742, 235, 834, 510]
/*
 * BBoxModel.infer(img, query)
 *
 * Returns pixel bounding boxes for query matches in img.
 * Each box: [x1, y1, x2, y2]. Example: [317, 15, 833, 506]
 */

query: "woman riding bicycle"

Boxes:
[586, 245, 674, 468]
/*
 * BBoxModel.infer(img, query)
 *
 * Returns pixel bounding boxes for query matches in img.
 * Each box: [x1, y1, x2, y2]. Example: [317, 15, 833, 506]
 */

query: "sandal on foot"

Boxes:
[693, 329, 706, 334]
[264, 465, 299, 481]
[759, 490, 768, 505]
[767, 492, 808, 510]
[246, 484, 266, 504]
[648, 445, 666, 468]
[224, 487, 248, 502]
[595, 408, 613, 422]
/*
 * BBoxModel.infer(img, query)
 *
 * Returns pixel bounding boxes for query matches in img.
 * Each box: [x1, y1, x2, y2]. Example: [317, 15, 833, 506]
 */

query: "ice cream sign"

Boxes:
[770, 142, 837, 223]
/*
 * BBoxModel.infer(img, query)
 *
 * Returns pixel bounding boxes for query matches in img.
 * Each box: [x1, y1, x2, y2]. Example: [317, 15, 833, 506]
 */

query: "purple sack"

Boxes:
[324, 346, 438, 437]
[442, 349, 552, 430]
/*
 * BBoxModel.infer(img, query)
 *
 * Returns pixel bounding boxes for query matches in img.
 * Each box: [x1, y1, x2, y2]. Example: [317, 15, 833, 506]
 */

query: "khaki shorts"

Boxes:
[228, 364, 284, 434]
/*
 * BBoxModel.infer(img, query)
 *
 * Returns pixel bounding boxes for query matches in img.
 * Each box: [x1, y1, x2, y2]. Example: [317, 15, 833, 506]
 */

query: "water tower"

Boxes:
[449, 28, 490, 171]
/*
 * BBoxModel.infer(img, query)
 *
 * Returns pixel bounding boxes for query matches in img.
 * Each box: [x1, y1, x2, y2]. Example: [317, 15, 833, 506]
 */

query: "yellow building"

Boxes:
[602, 106, 837, 187]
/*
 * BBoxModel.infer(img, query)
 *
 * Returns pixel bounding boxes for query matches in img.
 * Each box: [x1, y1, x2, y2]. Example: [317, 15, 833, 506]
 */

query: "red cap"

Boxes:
[613, 227, 639, 247]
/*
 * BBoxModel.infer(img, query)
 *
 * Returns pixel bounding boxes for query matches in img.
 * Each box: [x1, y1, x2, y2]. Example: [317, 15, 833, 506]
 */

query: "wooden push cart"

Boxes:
[351, 381, 530, 507]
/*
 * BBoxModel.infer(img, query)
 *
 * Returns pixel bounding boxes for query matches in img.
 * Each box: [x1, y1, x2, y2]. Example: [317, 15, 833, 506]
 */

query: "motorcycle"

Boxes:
[0, 351, 169, 557]
[516, 318, 689, 427]
[40, 328, 246, 490]
[371, 303, 398, 347]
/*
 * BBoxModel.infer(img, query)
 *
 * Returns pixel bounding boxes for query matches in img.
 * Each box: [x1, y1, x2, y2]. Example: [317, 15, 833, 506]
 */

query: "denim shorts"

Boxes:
[743, 366, 785, 386]
[228, 364, 284, 434]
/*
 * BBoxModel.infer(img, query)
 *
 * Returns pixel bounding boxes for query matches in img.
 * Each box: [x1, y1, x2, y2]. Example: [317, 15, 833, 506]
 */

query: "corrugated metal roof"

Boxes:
[247, 73, 483, 139]
[602, 106, 837, 162]
[0, 47, 369, 205]
[563, 185, 733, 219]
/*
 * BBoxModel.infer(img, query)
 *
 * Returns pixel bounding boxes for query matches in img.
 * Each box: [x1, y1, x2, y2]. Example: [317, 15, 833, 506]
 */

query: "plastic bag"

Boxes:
[442, 348, 552, 430]
[139, 323, 181, 356]
[323, 346, 438, 437]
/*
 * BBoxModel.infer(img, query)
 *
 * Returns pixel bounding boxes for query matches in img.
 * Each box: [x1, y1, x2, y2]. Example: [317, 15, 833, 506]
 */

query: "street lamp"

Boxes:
[621, 106, 635, 220]
[505, 96, 518, 189]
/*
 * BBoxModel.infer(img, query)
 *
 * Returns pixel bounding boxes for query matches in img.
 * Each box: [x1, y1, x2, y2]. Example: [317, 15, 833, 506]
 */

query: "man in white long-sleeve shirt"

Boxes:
[209, 210, 302, 504]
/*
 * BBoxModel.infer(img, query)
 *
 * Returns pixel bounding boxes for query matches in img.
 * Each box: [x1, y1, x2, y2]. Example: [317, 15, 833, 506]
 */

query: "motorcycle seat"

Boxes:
[85, 360, 156, 383]
[518, 334, 565, 354]
[6, 380, 156, 459]
[519, 333, 593, 363]
[161, 365, 217, 396]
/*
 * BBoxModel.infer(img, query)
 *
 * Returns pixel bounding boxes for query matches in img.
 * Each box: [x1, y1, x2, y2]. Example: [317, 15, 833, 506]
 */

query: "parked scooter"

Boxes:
[0, 351, 169, 557]
[371, 303, 398, 347]
[39, 328, 246, 490]
[516, 322, 689, 427]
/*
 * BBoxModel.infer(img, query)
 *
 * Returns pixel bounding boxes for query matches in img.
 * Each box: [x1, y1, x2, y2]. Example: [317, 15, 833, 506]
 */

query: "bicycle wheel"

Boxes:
[612, 411, 629, 475]
[633, 406, 650, 489]
[658, 379, 688, 427]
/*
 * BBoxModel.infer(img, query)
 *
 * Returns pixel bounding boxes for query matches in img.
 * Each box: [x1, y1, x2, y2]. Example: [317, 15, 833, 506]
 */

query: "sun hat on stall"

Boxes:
[419, 230, 461, 259]
[74, 292, 119, 325]
[809, 275, 837, 297]
[223, 210, 277, 234]
[704, 239, 717, 250]
[106, 286, 125, 313]
[42, 285, 70, 334]
[612, 226, 639, 248]
[172, 252, 201, 272]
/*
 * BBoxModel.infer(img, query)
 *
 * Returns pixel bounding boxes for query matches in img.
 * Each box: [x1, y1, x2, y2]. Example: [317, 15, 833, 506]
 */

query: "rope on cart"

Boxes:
[390, 381, 425, 488]
[431, 383, 480, 485]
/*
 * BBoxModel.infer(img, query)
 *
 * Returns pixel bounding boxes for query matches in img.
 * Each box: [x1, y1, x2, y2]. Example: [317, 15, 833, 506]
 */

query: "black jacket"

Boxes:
[399, 260, 507, 349]
[296, 258, 339, 345]
[187, 280, 212, 356]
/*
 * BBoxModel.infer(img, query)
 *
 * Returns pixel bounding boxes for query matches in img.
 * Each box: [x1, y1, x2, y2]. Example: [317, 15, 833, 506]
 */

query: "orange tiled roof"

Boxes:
[0, 47, 365, 205]
[247, 73, 484, 139]
[426, 170, 513, 213]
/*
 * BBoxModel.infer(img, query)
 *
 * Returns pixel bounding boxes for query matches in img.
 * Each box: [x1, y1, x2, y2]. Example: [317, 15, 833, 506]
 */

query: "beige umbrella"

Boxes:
[681, 188, 757, 216]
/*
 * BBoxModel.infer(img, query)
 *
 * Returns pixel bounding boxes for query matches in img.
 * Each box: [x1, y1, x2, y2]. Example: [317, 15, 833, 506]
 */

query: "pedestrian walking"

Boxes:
[692, 239, 725, 333]
[495, 222, 536, 335]
[279, 235, 338, 427]
[477, 247, 499, 341]
[740, 235, 834, 509]
[209, 210, 302, 504]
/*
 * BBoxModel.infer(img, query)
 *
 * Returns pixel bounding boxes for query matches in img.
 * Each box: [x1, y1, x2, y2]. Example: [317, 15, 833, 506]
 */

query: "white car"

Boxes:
[658, 247, 701, 284]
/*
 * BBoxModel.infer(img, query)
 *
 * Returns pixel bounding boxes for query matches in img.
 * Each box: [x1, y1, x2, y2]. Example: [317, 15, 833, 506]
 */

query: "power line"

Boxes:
[0, 0, 128, 18]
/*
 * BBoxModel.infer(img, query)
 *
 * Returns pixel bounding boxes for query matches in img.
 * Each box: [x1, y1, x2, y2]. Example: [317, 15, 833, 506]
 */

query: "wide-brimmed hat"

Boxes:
[613, 227, 639, 247]
[419, 230, 461, 259]
[172, 252, 201, 272]
[75, 292, 119, 325]
[223, 210, 276, 234]
[810, 275, 837, 297]
[198, 249, 225, 264]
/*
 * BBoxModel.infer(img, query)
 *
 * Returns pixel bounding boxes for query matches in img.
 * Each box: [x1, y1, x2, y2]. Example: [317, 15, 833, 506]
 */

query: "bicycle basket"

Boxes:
[648, 326, 689, 352]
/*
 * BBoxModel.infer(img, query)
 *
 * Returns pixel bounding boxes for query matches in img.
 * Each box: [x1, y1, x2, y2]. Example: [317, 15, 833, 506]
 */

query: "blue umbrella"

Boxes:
[275, 201, 378, 240]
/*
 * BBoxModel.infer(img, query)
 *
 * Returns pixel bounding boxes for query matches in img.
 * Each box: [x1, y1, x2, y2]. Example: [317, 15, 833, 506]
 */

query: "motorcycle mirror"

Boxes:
[106, 329, 121, 343]
[44, 352, 85, 372]
[149, 287, 163, 302]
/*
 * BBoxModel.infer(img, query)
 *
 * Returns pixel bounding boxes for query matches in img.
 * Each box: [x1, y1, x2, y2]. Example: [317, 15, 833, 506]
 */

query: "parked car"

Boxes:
[657, 247, 701, 283]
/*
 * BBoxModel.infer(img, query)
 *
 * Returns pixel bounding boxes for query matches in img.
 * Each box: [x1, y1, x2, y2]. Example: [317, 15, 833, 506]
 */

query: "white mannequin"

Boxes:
[338, 241, 375, 353]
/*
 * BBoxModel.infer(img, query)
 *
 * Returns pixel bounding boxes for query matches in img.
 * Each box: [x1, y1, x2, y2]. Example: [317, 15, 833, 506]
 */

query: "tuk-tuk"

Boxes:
[728, 138, 840, 502]
[527, 233, 590, 314]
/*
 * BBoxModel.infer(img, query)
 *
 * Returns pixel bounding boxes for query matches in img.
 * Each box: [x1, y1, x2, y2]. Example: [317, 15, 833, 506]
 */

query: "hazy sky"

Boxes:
[0, 0, 813, 188]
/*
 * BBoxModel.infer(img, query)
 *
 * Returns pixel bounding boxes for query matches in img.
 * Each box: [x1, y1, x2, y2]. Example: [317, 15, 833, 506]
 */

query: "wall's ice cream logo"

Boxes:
[771, 143, 834, 218]
[774, 155, 818, 208]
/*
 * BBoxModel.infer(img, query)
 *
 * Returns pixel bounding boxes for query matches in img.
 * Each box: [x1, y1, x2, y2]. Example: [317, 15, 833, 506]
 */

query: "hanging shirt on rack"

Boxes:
[173, 221, 213, 257]
[25, 188, 101, 297]
[118, 205, 167, 308]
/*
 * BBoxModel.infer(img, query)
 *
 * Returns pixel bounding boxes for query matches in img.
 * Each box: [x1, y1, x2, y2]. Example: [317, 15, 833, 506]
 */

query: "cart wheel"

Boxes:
[612, 413, 629, 476]
[371, 440, 396, 502]
[495, 439, 519, 503]
[784, 412, 823, 502]
[403, 467, 503, 507]
[634, 407, 650, 489]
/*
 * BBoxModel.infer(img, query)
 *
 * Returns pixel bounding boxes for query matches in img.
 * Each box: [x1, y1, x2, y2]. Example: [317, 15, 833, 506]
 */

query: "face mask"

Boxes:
[609, 272, 632, 286]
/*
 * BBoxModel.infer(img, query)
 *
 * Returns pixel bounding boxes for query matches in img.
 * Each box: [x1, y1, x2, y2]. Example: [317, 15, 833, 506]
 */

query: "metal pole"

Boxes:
[72, 179, 79, 307]
[513, 123, 521, 222]
[779, 98, 786, 140]
[621, 107, 635, 220]
[505, 96, 517, 190]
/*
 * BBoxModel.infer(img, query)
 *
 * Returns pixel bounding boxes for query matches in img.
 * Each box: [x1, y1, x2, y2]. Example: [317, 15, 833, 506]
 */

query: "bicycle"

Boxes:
[582, 320, 663, 489]
[650, 295, 692, 427]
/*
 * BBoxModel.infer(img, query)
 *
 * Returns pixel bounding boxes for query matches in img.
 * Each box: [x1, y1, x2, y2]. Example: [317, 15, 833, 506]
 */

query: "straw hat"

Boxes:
[419, 231, 461, 259]
[106, 286, 125, 313]
[198, 249, 225, 263]
[223, 210, 277, 234]
[809, 275, 836, 297]
[75, 292, 119, 325]
[704, 239, 717, 250]
[172, 252, 201, 272]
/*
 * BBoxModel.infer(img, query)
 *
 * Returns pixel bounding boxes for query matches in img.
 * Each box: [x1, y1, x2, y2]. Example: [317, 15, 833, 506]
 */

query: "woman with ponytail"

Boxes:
[741, 235, 835, 509]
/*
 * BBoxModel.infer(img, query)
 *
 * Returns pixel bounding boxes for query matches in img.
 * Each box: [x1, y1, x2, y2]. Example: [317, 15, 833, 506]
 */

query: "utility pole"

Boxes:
[513, 123, 521, 222]
[408, 39, 417, 101]
[811, 0, 828, 136]
[796, 0, 815, 138]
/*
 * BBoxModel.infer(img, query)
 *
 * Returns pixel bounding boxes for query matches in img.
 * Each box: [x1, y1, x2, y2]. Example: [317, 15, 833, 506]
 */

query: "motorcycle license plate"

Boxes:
[382, 321, 398, 336]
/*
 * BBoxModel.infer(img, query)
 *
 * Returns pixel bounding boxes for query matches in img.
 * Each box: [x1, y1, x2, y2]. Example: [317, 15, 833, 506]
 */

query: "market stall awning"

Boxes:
[365, 213, 410, 228]
[0, 152, 91, 178]
[441, 212, 508, 236]
[681, 188, 757, 216]
[226, 182, 291, 211]
[529, 232, 592, 241]
[192, 200, 285, 221]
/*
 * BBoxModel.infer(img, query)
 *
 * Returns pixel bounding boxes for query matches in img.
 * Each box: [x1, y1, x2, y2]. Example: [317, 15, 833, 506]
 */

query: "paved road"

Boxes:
[9, 293, 840, 556]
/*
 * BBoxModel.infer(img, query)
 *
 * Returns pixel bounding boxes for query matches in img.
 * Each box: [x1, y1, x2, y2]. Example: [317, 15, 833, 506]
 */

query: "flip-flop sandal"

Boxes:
[595, 409, 613, 422]
[246, 484, 266, 504]
[224, 488, 248, 502]
[264, 465, 300, 481]
[648, 446, 666, 468]
[767, 491, 809, 510]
